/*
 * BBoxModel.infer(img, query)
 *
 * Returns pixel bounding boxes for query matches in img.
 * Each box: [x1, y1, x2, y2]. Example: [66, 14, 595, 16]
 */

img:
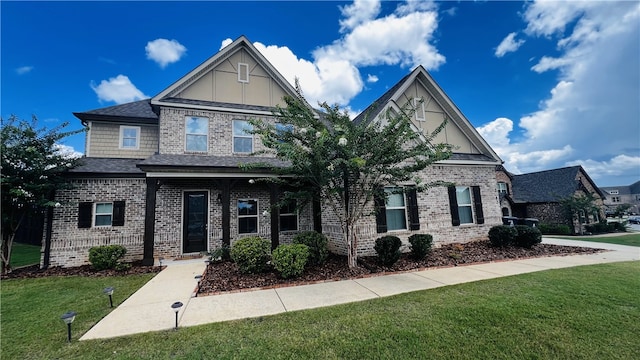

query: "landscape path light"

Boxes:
[171, 301, 183, 329]
[103, 286, 115, 308]
[60, 311, 77, 342]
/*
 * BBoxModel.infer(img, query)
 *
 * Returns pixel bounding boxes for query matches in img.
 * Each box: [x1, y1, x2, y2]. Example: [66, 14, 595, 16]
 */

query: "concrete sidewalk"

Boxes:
[80, 238, 639, 340]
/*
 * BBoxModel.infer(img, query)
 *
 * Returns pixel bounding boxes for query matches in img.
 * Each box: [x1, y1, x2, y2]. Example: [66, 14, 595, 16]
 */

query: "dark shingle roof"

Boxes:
[73, 99, 158, 124]
[137, 154, 289, 170]
[353, 72, 411, 125]
[68, 157, 145, 175]
[449, 153, 496, 162]
[511, 166, 584, 203]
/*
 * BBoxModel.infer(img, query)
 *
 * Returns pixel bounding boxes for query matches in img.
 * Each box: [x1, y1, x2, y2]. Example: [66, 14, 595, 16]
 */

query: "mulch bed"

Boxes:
[1, 260, 163, 280]
[197, 241, 604, 295]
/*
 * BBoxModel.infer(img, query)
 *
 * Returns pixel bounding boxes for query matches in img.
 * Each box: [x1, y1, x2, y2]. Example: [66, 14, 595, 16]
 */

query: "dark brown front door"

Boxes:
[183, 191, 207, 253]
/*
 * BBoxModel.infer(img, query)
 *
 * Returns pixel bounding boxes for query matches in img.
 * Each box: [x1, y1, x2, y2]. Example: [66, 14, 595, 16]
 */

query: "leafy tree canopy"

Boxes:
[1, 115, 84, 273]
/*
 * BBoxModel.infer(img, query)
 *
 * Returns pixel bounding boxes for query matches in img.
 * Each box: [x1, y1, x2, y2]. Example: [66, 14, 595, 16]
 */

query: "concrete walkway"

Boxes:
[80, 238, 639, 340]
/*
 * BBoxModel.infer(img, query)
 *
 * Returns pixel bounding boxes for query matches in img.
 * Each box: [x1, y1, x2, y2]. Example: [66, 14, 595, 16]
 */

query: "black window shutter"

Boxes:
[112, 201, 126, 226]
[406, 187, 420, 230]
[447, 186, 460, 226]
[374, 188, 387, 233]
[78, 202, 93, 228]
[472, 186, 484, 224]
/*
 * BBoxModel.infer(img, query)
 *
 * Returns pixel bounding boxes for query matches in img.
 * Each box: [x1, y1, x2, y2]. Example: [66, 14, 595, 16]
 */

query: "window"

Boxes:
[119, 126, 140, 149]
[233, 120, 253, 153]
[612, 196, 620, 203]
[185, 117, 208, 152]
[238, 199, 258, 234]
[375, 187, 420, 233]
[448, 186, 484, 226]
[78, 201, 125, 228]
[385, 187, 407, 231]
[456, 187, 474, 224]
[609, 190, 619, 195]
[238, 63, 249, 83]
[413, 98, 425, 121]
[497, 182, 508, 195]
[94, 203, 113, 226]
[279, 200, 298, 231]
[275, 123, 294, 140]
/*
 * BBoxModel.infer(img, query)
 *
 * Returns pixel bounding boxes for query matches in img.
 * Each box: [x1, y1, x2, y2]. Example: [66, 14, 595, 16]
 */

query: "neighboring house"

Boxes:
[600, 181, 640, 215]
[42, 36, 503, 268]
[496, 165, 605, 233]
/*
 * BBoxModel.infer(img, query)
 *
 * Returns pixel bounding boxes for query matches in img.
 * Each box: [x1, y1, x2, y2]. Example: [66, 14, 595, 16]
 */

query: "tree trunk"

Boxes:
[1, 231, 15, 274]
[346, 225, 358, 268]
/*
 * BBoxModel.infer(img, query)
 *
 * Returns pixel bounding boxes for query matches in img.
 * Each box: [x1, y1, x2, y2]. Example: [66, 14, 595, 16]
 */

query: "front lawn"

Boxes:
[547, 233, 640, 247]
[2, 262, 638, 359]
[9, 242, 41, 268]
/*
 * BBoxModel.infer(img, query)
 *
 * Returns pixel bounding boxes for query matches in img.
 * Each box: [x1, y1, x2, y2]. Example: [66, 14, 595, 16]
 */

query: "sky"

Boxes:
[2, 0, 639, 187]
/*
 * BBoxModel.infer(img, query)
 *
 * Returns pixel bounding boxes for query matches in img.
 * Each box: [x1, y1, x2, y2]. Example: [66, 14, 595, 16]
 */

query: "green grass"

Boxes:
[2, 262, 639, 359]
[9, 242, 41, 268]
[547, 233, 640, 247]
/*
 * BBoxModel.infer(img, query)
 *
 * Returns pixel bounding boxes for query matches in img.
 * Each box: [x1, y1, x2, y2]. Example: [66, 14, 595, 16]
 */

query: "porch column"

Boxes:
[142, 178, 160, 266]
[220, 179, 231, 247]
[270, 184, 280, 250]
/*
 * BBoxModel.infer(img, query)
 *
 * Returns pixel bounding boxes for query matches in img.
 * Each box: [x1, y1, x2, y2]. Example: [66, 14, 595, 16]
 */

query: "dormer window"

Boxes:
[609, 190, 619, 195]
[238, 63, 249, 83]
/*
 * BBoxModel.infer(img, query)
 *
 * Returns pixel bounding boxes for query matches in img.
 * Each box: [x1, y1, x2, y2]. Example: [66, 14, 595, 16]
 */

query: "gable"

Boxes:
[152, 36, 306, 112]
[355, 66, 501, 164]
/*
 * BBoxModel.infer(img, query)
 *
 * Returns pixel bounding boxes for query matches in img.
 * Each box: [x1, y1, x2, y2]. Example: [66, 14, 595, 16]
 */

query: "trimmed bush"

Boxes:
[374, 235, 402, 266]
[408, 234, 433, 260]
[88, 245, 127, 271]
[611, 221, 627, 232]
[514, 225, 542, 248]
[271, 244, 310, 279]
[293, 231, 329, 266]
[230, 236, 271, 274]
[209, 245, 231, 263]
[538, 223, 572, 235]
[488, 225, 517, 247]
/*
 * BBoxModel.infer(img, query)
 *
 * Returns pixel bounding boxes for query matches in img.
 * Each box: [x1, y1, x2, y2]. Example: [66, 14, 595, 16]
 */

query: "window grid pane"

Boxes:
[233, 120, 253, 153]
[386, 209, 407, 231]
[186, 117, 208, 152]
[95, 203, 113, 226]
[384, 187, 407, 230]
[456, 187, 473, 224]
[238, 199, 258, 234]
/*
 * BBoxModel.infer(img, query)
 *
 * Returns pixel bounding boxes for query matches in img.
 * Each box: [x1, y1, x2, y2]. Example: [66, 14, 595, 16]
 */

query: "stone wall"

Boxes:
[322, 163, 502, 256]
[46, 178, 147, 267]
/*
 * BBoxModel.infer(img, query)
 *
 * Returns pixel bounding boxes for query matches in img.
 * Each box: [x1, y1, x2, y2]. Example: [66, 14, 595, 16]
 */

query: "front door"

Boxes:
[183, 191, 208, 253]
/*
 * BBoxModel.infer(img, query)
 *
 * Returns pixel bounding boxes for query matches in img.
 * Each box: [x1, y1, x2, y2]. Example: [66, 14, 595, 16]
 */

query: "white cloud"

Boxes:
[366, 74, 379, 83]
[54, 143, 83, 159]
[495, 32, 525, 57]
[483, 1, 640, 186]
[223, 1, 444, 107]
[220, 38, 233, 49]
[16, 66, 33, 75]
[145, 38, 187, 68]
[90, 75, 148, 104]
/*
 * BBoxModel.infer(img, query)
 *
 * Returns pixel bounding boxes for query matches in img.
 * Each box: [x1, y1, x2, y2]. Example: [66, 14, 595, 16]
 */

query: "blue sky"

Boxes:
[2, 0, 639, 187]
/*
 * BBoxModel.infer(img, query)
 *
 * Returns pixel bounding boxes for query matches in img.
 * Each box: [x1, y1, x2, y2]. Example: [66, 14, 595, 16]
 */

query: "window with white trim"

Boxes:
[609, 190, 619, 195]
[612, 196, 620, 203]
[185, 117, 208, 152]
[233, 120, 253, 153]
[94, 202, 113, 226]
[119, 126, 140, 149]
[456, 186, 474, 224]
[385, 187, 407, 231]
[238, 199, 258, 234]
[279, 200, 298, 231]
[497, 182, 508, 195]
[238, 63, 249, 83]
[413, 98, 425, 121]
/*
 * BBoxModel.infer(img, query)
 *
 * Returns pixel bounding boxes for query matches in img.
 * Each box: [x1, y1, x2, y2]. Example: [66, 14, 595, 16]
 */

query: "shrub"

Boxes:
[209, 245, 231, 263]
[293, 231, 329, 266]
[538, 223, 572, 235]
[488, 225, 517, 247]
[271, 244, 310, 279]
[408, 234, 433, 260]
[374, 236, 402, 266]
[230, 237, 272, 274]
[514, 225, 542, 248]
[88, 245, 127, 271]
[611, 221, 627, 232]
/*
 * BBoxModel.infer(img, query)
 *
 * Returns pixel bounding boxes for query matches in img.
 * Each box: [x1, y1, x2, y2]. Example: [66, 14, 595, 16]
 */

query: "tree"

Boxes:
[612, 204, 632, 219]
[1, 115, 84, 274]
[248, 95, 452, 268]
[559, 193, 601, 235]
